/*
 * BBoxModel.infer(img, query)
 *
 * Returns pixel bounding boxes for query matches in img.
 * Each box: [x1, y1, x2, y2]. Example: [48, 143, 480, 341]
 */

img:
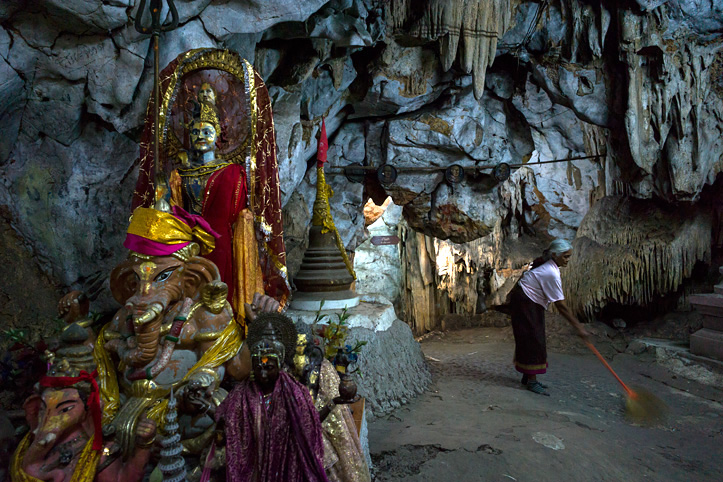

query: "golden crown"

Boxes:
[198, 100, 221, 134]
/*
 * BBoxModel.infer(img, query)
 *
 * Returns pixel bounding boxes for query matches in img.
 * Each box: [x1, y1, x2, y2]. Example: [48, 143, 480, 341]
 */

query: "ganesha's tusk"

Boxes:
[133, 303, 163, 327]
[37, 432, 57, 447]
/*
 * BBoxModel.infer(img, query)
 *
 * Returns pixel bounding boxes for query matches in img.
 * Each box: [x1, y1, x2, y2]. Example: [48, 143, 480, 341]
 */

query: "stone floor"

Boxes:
[368, 327, 723, 482]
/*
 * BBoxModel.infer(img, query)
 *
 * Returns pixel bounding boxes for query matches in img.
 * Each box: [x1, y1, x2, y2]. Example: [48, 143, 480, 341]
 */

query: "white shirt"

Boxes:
[519, 259, 564, 310]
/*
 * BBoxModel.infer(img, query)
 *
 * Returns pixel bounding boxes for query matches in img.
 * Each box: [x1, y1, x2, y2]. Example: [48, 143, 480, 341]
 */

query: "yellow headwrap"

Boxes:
[124, 207, 217, 255]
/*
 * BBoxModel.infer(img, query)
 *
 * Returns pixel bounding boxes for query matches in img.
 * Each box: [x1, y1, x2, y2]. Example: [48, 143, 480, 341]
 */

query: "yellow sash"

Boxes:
[94, 316, 243, 428]
[10, 434, 99, 482]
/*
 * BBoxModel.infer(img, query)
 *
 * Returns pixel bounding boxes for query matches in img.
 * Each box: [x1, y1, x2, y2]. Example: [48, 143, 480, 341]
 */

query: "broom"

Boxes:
[584, 340, 668, 424]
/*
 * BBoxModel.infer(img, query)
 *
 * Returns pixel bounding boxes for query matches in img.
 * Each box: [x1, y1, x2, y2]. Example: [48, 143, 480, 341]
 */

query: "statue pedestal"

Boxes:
[690, 269, 723, 361]
[289, 290, 360, 311]
[285, 295, 430, 418]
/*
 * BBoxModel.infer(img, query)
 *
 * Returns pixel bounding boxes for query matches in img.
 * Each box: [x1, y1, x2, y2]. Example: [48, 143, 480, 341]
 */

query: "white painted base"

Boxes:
[287, 294, 396, 332]
[289, 290, 361, 311]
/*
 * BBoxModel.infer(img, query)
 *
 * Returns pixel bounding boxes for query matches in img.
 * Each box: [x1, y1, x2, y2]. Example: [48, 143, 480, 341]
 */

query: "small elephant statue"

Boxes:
[16, 385, 155, 482]
[11, 323, 156, 482]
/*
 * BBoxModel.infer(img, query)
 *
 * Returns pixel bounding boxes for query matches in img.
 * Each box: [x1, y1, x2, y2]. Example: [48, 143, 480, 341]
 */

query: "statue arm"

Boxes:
[96, 418, 155, 482]
[225, 342, 251, 381]
[169, 169, 183, 207]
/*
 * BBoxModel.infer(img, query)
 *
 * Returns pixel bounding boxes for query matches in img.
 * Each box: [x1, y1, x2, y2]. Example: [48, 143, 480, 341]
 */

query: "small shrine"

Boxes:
[291, 119, 360, 311]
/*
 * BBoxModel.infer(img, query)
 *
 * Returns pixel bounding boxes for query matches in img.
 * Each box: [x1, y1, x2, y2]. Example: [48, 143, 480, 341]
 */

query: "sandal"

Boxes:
[527, 381, 550, 396]
[521, 375, 548, 389]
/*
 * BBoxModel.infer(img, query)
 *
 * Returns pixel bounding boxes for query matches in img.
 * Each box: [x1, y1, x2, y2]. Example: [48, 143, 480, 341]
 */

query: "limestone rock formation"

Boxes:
[0, 0, 721, 330]
[389, 0, 513, 99]
[564, 196, 713, 321]
[355, 201, 404, 305]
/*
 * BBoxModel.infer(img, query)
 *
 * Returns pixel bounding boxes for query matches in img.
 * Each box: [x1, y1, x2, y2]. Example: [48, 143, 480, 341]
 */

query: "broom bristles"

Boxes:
[625, 386, 668, 425]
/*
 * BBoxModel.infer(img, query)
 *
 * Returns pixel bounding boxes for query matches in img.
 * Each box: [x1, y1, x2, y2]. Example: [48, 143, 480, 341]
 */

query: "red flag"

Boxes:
[317, 118, 328, 168]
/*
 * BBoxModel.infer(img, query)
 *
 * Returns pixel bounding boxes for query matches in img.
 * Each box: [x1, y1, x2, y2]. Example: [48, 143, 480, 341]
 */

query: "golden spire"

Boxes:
[311, 119, 356, 279]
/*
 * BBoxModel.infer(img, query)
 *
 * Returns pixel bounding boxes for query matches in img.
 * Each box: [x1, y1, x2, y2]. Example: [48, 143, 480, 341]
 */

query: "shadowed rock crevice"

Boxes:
[565, 195, 713, 321]
[371, 444, 452, 478]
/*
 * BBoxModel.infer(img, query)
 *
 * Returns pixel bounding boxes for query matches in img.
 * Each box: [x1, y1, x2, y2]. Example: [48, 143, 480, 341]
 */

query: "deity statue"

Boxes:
[132, 49, 291, 329]
[10, 323, 156, 482]
[55, 204, 256, 464]
[55, 202, 287, 480]
[214, 313, 329, 482]
[166, 83, 254, 317]
[15, 47, 310, 481]
[293, 323, 371, 482]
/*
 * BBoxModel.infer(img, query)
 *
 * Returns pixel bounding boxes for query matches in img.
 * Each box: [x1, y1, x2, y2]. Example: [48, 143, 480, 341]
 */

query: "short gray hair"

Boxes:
[548, 238, 573, 255]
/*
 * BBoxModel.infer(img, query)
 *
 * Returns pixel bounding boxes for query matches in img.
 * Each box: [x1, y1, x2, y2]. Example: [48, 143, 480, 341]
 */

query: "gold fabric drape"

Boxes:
[10, 435, 99, 482]
[233, 208, 265, 332]
[145, 317, 243, 425]
[315, 360, 371, 482]
[93, 317, 243, 430]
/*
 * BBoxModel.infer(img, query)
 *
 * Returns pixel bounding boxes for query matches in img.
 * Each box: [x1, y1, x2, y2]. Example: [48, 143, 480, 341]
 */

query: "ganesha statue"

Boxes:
[10, 323, 155, 482]
[94, 205, 252, 459]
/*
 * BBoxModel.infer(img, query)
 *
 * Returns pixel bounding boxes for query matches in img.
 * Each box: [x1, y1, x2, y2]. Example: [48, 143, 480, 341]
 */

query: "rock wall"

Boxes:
[1, 0, 721, 332]
[564, 195, 713, 321]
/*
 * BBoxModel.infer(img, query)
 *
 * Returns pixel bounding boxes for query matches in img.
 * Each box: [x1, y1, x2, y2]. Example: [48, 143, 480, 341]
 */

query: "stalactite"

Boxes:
[389, 0, 512, 99]
[564, 196, 712, 320]
[399, 168, 540, 334]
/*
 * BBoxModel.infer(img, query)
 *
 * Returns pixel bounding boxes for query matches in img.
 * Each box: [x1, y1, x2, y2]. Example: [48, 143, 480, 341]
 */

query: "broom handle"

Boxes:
[584, 340, 635, 397]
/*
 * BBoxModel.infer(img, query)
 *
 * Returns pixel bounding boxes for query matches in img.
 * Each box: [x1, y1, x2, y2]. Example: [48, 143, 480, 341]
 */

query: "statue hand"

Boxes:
[58, 291, 89, 323]
[181, 379, 216, 416]
[135, 417, 156, 445]
[244, 293, 280, 321]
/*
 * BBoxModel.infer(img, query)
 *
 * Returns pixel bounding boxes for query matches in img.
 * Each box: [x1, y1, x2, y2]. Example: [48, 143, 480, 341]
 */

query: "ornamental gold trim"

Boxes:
[157, 49, 253, 170]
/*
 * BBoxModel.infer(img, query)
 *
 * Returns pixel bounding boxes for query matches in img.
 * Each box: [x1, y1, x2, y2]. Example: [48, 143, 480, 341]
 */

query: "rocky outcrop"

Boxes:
[564, 196, 713, 321]
[619, 8, 723, 200]
[355, 202, 404, 305]
[389, 0, 513, 99]
[0, 0, 721, 330]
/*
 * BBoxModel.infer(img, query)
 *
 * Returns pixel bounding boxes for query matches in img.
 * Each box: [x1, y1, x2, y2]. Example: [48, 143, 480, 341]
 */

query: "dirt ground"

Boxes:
[367, 324, 723, 482]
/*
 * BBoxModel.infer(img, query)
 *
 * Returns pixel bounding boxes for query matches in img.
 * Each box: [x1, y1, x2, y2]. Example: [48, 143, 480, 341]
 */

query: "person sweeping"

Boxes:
[510, 239, 590, 396]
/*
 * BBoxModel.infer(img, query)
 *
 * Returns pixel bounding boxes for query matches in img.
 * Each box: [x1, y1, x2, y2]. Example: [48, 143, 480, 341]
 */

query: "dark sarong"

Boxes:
[510, 285, 548, 375]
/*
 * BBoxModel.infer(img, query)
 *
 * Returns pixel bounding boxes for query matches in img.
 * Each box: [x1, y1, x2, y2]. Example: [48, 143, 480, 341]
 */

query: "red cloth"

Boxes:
[39, 369, 102, 451]
[132, 49, 290, 308]
[201, 164, 247, 305]
[317, 118, 328, 168]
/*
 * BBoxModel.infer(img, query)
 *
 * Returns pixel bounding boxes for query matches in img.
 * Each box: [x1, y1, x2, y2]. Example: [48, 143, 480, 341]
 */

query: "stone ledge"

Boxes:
[689, 293, 723, 316]
[286, 295, 397, 332]
[703, 315, 723, 332]
[635, 338, 723, 386]
[690, 329, 723, 362]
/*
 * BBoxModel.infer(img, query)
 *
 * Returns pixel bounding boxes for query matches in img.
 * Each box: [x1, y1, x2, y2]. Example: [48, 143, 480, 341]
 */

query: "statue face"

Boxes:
[295, 334, 308, 355]
[126, 256, 186, 314]
[31, 388, 90, 449]
[198, 83, 216, 104]
[252, 355, 280, 388]
[190, 121, 217, 153]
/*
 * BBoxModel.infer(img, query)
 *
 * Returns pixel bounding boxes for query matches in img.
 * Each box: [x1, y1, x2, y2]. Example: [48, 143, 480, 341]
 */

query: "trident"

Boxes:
[135, 0, 179, 203]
